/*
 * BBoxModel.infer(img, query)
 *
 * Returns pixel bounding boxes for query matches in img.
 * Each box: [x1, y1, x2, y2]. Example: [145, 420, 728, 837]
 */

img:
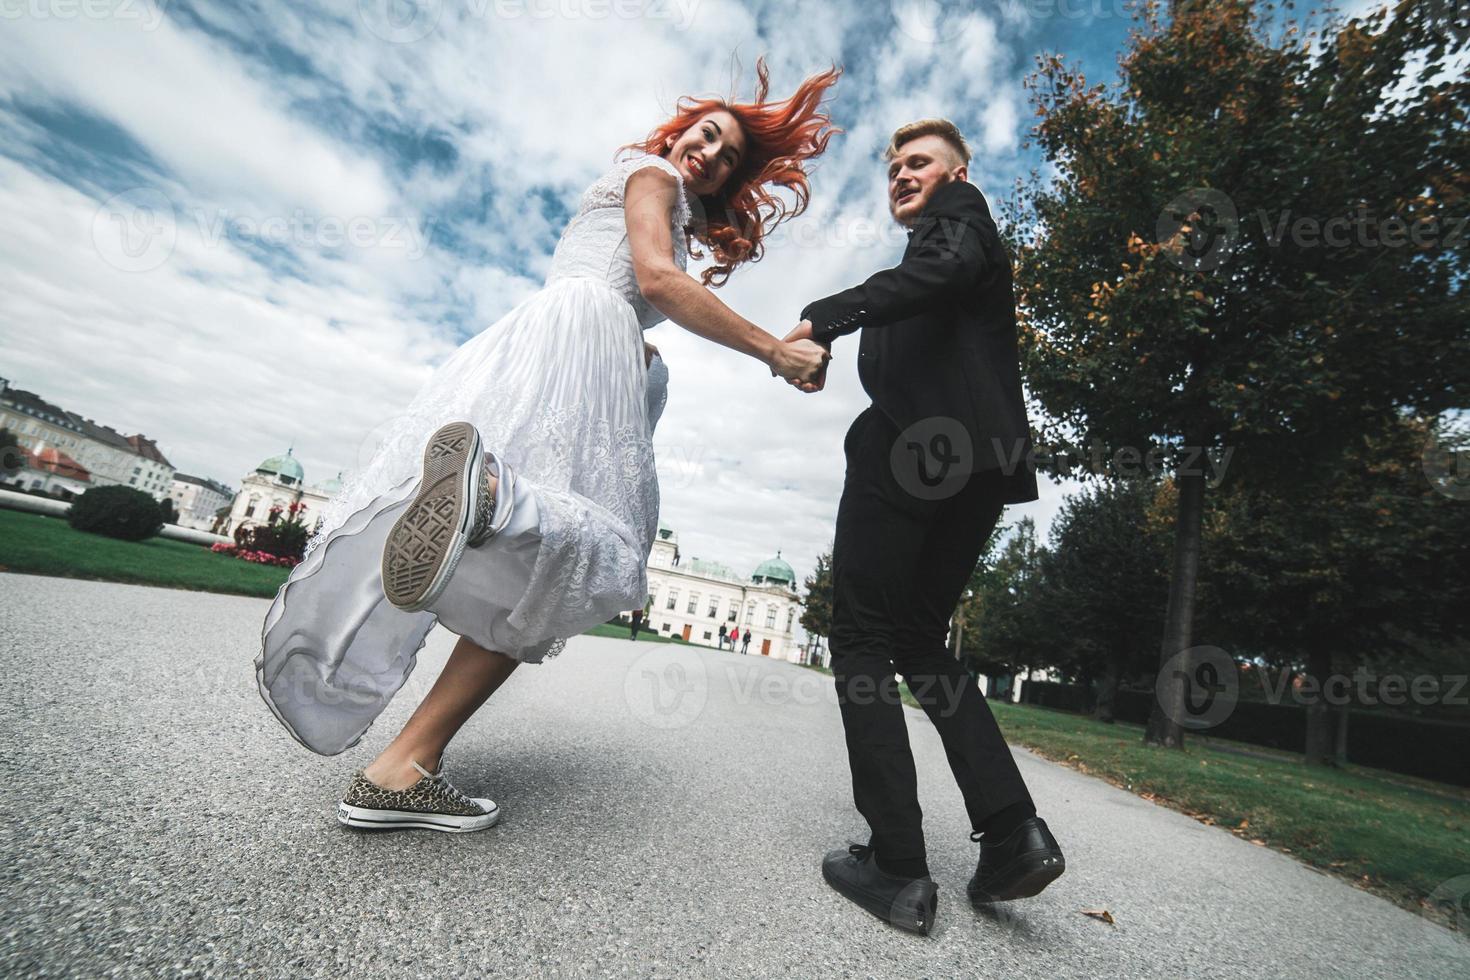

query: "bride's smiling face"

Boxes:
[665, 110, 747, 196]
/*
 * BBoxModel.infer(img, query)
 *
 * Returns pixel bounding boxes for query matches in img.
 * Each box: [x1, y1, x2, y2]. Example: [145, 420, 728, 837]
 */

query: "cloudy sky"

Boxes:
[0, 0, 1366, 586]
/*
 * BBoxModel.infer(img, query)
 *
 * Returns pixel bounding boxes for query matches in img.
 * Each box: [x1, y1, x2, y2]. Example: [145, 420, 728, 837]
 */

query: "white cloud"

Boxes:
[0, 0, 1090, 601]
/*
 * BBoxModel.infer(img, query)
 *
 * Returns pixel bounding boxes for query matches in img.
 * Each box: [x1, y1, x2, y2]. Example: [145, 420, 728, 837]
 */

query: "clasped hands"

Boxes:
[769, 319, 831, 394]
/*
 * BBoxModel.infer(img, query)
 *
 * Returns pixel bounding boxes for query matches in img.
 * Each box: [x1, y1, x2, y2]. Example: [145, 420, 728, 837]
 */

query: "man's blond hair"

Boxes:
[883, 118, 972, 167]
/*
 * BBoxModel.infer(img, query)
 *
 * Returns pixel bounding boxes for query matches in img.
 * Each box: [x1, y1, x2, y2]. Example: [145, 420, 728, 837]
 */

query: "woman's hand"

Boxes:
[644, 341, 660, 368]
[768, 338, 831, 386]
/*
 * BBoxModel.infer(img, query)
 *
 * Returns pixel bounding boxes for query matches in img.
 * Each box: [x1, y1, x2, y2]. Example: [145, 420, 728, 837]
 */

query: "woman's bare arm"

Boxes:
[624, 167, 827, 383]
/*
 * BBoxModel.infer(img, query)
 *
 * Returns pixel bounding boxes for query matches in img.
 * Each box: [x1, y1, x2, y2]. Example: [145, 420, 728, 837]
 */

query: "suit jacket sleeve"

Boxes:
[800, 180, 996, 344]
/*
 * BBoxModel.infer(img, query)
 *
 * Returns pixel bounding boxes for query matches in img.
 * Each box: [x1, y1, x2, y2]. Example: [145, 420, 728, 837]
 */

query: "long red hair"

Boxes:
[621, 57, 842, 287]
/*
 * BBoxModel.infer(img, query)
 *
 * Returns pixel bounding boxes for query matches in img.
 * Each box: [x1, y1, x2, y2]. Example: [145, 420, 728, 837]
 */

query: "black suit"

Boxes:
[803, 179, 1038, 504]
[803, 179, 1036, 877]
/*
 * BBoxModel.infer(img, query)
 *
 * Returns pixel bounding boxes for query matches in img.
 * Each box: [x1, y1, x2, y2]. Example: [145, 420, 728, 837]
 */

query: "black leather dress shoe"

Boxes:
[967, 816, 1065, 903]
[822, 844, 939, 936]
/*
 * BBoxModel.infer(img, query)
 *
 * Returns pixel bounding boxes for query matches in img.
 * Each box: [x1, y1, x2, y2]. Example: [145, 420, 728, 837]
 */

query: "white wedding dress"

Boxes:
[256, 153, 691, 756]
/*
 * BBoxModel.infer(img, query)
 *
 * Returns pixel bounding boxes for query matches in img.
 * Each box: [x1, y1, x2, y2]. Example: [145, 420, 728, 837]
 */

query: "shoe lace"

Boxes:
[848, 842, 874, 860]
[411, 759, 474, 807]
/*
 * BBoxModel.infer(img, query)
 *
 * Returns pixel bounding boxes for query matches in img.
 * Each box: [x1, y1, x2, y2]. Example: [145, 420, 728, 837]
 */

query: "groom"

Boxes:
[787, 119, 1064, 934]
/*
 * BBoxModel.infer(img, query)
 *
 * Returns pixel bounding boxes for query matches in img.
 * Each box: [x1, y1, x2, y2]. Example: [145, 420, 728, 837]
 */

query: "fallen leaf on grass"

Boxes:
[1080, 909, 1116, 925]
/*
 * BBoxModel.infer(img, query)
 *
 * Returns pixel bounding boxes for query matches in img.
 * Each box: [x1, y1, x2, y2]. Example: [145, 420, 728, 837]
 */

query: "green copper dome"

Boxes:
[752, 551, 796, 586]
[256, 447, 304, 486]
[317, 470, 343, 495]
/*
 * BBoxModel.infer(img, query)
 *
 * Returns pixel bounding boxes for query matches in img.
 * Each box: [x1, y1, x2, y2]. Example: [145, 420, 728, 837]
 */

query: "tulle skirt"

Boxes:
[255, 277, 664, 756]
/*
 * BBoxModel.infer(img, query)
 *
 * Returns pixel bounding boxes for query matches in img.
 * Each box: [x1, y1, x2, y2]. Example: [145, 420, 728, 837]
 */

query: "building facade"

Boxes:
[222, 448, 342, 538]
[0, 379, 175, 500]
[168, 473, 237, 532]
[640, 521, 804, 662]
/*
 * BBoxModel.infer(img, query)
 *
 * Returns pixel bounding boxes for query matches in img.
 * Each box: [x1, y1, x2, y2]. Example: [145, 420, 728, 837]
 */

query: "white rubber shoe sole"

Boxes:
[337, 798, 501, 833]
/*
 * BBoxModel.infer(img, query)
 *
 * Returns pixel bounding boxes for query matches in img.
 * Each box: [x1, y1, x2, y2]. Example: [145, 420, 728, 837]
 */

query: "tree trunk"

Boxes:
[1332, 704, 1350, 766]
[1303, 647, 1335, 766]
[1144, 466, 1206, 748]
[1095, 658, 1121, 723]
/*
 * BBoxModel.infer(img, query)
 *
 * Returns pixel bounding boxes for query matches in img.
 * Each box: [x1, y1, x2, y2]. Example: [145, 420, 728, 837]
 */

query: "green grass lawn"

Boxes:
[796, 662, 1469, 928]
[0, 507, 289, 598]
[582, 622, 679, 643]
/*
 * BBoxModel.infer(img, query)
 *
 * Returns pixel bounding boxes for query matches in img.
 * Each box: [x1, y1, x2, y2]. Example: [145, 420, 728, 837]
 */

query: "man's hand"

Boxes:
[769, 335, 831, 389]
[782, 319, 829, 392]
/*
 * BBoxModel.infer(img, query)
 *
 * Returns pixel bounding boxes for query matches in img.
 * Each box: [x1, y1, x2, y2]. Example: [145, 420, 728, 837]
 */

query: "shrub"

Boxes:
[67, 485, 164, 541]
[234, 500, 311, 561]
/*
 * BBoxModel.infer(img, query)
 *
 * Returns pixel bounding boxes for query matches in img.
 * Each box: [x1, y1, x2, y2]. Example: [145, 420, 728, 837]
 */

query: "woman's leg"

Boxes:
[361, 634, 519, 790]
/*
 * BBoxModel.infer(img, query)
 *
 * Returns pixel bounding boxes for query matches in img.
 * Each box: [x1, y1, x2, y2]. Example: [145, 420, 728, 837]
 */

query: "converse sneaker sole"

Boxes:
[337, 798, 501, 833]
[381, 420, 484, 612]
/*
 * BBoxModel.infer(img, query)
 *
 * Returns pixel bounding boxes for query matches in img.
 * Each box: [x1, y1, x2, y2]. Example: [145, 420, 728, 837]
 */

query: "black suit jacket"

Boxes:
[800, 179, 1038, 504]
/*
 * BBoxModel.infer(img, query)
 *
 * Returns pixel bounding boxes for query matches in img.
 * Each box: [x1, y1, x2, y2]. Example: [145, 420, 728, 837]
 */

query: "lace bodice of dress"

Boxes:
[545, 154, 694, 330]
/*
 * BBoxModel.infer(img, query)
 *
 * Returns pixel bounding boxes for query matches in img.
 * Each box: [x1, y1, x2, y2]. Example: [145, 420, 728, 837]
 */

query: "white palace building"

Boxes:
[640, 521, 803, 661]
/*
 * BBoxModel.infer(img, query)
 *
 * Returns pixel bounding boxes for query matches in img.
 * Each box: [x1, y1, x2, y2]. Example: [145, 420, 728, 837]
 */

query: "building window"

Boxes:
[702, 631, 711, 641]
[727, 607, 738, 623]
[766, 605, 777, 628]
[686, 593, 699, 615]
[661, 623, 671, 633]
[786, 608, 796, 632]
[666, 588, 678, 611]
[707, 597, 719, 619]
[745, 601, 755, 624]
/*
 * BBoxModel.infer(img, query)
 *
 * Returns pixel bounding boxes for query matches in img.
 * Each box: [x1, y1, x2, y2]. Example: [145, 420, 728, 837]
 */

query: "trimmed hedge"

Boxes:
[66, 485, 163, 542]
[1019, 678, 1470, 787]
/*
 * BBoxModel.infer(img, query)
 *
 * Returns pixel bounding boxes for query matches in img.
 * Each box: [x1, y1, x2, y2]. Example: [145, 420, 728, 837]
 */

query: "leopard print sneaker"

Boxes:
[337, 758, 501, 832]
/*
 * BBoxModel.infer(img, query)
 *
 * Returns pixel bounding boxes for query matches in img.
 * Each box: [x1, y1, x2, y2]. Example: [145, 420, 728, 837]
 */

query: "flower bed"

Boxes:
[211, 541, 299, 568]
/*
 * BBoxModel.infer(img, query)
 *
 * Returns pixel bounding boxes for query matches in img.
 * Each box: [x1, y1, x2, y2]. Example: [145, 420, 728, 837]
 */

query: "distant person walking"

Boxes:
[741, 630, 752, 654]
[718, 623, 728, 650]
[629, 608, 644, 641]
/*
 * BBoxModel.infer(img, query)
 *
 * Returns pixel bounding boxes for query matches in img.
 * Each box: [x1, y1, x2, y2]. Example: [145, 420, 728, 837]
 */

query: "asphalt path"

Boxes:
[3, 573, 1466, 977]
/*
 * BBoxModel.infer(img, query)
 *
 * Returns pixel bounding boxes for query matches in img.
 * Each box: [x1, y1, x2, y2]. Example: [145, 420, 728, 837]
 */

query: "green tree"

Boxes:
[1011, 0, 1469, 748]
[1200, 413, 1470, 763]
[1038, 479, 1172, 721]
[799, 548, 834, 644]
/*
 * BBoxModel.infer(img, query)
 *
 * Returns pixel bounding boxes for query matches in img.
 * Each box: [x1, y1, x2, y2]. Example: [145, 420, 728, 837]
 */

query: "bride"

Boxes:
[255, 59, 840, 832]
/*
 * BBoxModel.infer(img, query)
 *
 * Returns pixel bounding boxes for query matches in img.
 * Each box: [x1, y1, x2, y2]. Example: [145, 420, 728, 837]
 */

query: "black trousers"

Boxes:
[830, 406, 1034, 873]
